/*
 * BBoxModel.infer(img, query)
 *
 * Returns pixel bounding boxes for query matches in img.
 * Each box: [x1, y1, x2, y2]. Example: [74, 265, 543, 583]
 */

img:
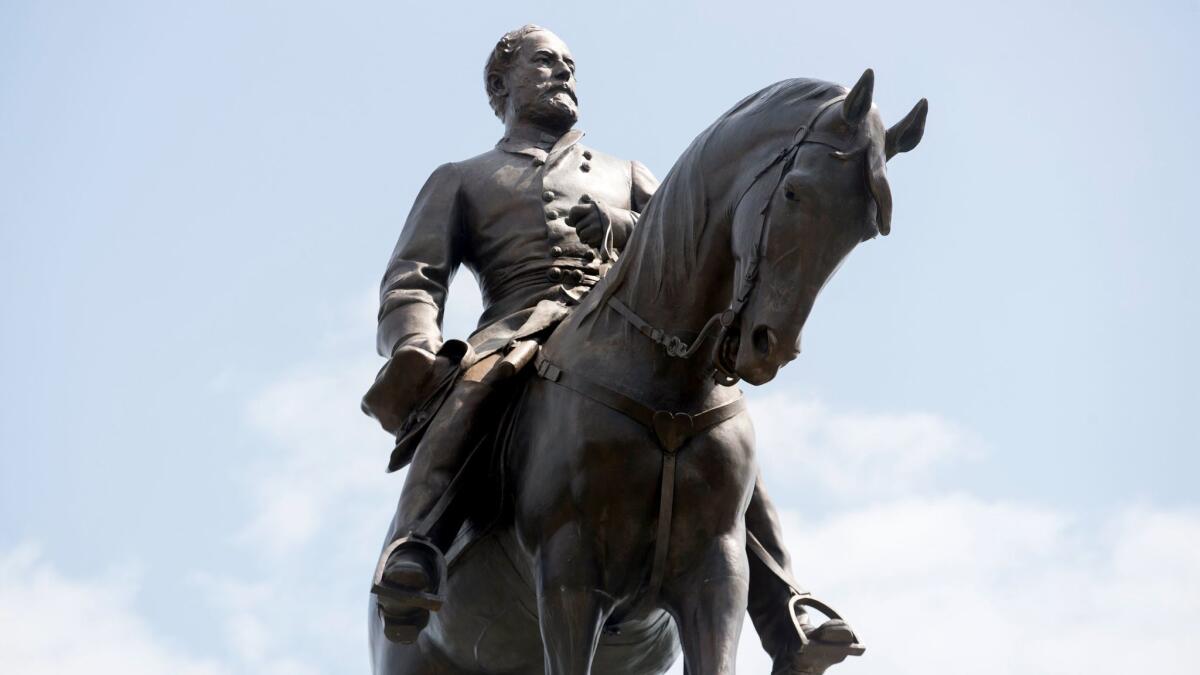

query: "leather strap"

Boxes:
[535, 355, 746, 450]
[607, 295, 675, 352]
[535, 354, 746, 615]
[747, 529, 810, 598]
[748, 530, 855, 629]
[537, 357, 748, 614]
[646, 450, 676, 611]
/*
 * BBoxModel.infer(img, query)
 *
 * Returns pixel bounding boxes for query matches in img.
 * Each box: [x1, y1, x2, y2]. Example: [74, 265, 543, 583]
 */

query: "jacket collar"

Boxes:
[497, 129, 585, 161]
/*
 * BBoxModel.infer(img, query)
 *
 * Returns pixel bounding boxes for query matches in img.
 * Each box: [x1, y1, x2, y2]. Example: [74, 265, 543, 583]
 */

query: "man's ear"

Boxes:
[487, 74, 507, 97]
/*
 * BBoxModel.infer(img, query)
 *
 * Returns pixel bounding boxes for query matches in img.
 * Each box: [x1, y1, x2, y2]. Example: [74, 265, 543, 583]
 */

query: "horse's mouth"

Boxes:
[713, 331, 740, 384]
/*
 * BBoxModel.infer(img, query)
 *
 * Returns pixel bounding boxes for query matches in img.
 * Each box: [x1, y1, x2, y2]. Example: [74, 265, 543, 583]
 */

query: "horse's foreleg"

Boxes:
[536, 527, 612, 675]
[664, 534, 750, 675]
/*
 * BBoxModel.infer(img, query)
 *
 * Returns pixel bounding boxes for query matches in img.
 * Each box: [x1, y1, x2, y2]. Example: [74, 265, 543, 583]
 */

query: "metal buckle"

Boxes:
[664, 335, 688, 358]
[535, 357, 561, 381]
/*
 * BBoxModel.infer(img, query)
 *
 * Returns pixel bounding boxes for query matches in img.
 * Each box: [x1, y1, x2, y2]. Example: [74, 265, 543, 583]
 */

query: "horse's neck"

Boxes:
[554, 222, 738, 410]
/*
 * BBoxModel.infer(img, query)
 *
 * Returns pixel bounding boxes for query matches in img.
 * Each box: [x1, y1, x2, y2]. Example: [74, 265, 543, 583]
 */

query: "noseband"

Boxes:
[606, 93, 851, 385]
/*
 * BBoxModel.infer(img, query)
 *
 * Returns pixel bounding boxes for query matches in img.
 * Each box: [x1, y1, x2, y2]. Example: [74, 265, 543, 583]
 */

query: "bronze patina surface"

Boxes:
[364, 24, 926, 675]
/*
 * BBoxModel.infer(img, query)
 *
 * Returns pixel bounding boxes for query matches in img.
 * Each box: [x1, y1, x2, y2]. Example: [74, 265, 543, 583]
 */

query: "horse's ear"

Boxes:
[842, 68, 874, 125]
[885, 98, 928, 159]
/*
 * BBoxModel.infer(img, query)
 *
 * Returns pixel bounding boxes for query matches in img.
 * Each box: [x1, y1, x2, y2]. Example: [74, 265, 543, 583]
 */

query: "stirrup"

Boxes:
[372, 535, 448, 612]
[372, 535, 448, 644]
[787, 595, 865, 674]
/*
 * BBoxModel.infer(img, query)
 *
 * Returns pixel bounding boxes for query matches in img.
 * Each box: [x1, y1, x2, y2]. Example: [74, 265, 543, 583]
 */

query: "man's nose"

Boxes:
[553, 64, 571, 82]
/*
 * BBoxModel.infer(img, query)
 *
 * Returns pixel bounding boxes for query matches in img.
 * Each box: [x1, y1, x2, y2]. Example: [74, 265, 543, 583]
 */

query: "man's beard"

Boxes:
[519, 94, 578, 134]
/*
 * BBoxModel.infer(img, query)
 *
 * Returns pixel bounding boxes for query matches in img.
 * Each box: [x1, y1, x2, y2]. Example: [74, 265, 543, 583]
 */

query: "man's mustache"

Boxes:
[541, 84, 578, 104]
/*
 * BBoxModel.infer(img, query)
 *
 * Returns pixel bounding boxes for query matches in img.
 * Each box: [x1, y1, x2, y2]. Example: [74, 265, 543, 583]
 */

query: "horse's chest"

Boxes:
[516, 379, 755, 567]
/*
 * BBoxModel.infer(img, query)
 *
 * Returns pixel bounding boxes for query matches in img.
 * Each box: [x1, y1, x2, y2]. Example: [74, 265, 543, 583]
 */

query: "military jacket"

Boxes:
[377, 130, 658, 359]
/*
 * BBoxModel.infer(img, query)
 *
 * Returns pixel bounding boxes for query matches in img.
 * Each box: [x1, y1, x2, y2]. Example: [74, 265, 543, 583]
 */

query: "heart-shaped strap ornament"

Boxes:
[652, 411, 695, 453]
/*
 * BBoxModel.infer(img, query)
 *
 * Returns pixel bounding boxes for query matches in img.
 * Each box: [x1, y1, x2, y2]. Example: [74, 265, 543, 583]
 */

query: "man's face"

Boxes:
[502, 31, 578, 132]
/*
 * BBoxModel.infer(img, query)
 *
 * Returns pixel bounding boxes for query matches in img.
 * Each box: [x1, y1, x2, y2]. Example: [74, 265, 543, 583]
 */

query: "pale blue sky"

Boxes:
[2, 2, 1197, 673]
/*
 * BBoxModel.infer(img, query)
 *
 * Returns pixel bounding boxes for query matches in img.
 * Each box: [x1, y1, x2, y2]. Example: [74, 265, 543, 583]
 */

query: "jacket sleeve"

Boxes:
[376, 162, 465, 357]
[606, 159, 659, 250]
[630, 159, 659, 214]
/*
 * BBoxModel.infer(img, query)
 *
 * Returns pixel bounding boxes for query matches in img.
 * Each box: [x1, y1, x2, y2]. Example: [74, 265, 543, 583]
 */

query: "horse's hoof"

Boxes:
[381, 608, 430, 644]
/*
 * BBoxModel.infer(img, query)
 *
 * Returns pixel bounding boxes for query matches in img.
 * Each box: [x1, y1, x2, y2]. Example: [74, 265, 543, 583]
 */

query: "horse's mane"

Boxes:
[587, 78, 846, 319]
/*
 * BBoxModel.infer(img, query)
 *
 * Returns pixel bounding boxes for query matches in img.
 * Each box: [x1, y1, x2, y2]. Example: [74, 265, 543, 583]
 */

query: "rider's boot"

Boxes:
[745, 477, 862, 675]
[373, 362, 500, 644]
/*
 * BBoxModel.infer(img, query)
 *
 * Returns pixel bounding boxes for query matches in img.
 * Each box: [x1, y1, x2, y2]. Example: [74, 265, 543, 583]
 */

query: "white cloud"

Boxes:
[189, 573, 326, 675]
[666, 499, 1200, 675]
[724, 498, 1200, 675]
[241, 355, 395, 557]
[673, 394, 1199, 675]
[238, 278, 483, 558]
[749, 393, 978, 500]
[0, 544, 228, 675]
[218, 347, 404, 674]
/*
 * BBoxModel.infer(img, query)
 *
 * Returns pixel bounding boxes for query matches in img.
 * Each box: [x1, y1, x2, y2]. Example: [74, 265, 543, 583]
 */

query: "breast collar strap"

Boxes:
[606, 94, 849, 385]
[535, 353, 746, 619]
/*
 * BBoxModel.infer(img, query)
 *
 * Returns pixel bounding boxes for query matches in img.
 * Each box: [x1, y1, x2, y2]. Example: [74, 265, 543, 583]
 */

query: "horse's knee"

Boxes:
[668, 534, 750, 601]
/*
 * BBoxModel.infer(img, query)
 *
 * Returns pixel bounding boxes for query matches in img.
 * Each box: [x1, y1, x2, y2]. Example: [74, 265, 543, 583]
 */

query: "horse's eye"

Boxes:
[829, 150, 852, 161]
[782, 181, 806, 202]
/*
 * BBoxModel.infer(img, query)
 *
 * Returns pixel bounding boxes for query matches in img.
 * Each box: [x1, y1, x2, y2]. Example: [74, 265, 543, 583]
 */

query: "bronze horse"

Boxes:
[370, 71, 927, 675]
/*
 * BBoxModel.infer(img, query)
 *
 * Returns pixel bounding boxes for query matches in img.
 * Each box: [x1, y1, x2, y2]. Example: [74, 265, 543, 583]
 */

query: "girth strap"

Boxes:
[534, 354, 746, 614]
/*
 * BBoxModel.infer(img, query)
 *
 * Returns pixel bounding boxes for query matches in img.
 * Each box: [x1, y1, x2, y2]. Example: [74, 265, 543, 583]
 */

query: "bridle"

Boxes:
[606, 93, 853, 385]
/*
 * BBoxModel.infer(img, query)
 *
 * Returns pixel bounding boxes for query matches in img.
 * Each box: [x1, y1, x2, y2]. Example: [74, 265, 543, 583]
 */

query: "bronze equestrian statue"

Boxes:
[362, 24, 927, 675]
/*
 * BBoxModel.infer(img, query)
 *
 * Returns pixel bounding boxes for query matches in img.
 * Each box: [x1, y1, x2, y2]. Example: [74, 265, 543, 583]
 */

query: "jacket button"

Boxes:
[542, 190, 555, 202]
[568, 269, 584, 283]
[583, 249, 595, 262]
[547, 266, 563, 281]
[545, 208, 559, 220]
[583, 150, 593, 160]
[580, 163, 591, 172]
[551, 246, 563, 257]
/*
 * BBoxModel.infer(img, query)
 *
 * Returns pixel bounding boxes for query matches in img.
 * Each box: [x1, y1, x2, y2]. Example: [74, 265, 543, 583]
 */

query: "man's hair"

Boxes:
[484, 24, 545, 121]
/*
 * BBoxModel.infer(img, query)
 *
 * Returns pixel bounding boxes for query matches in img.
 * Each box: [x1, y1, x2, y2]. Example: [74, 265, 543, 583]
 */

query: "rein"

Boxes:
[606, 93, 850, 385]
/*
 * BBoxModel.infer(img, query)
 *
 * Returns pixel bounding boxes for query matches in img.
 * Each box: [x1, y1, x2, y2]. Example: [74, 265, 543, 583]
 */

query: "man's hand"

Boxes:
[362, 344, 449, 434]
[565, 195, 608, 248]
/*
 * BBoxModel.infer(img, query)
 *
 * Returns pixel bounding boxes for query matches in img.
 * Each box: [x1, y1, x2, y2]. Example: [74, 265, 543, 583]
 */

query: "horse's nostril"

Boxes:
[751, 325, 777, 358]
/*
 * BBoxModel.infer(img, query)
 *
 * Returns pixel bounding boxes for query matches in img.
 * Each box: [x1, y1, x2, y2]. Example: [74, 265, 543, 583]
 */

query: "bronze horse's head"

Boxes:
[724, 69, 927, 384]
